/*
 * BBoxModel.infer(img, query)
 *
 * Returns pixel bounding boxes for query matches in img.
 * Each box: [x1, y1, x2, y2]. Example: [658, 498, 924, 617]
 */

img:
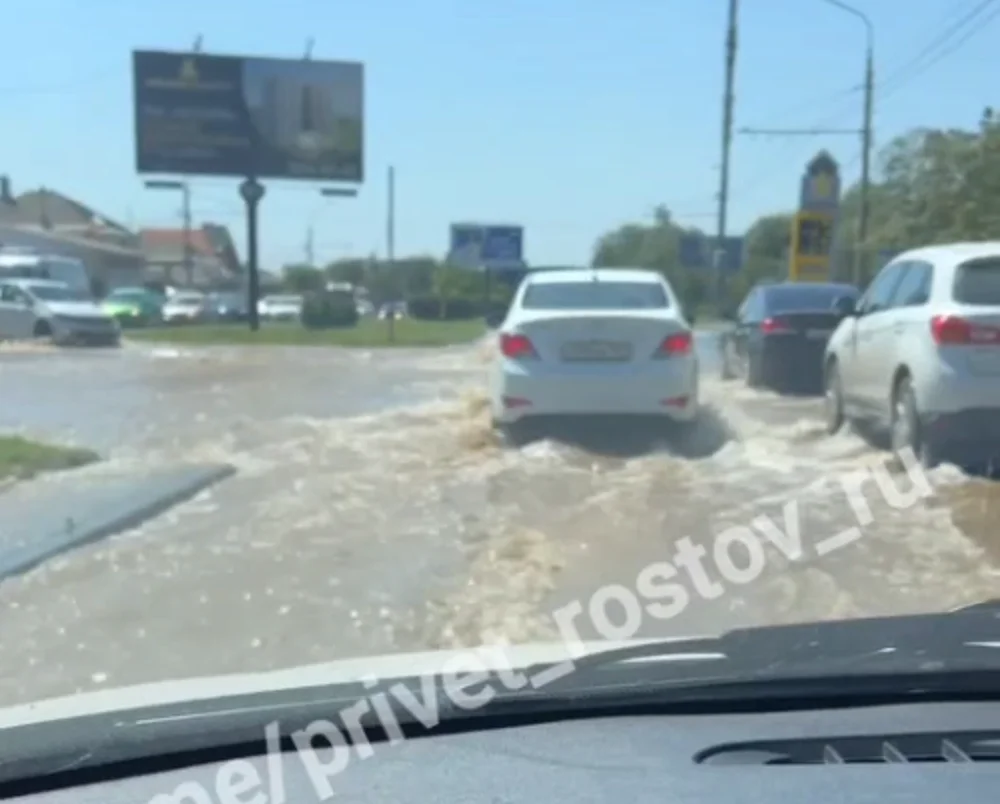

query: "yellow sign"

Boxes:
[179, 57, 199, 84]
[788, 211, 834, 282]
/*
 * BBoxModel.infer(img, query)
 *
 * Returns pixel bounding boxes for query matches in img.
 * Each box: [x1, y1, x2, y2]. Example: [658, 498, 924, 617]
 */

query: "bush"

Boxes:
[408, 295, 483, 321]
[300, 292, 359, 329]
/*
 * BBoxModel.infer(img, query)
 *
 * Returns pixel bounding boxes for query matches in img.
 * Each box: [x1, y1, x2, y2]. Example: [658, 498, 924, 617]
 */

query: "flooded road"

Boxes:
[0, 334, 998, 706]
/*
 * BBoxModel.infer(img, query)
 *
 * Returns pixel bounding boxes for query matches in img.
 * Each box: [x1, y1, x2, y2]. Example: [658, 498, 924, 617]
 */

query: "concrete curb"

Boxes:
[0, 463, 236, 584]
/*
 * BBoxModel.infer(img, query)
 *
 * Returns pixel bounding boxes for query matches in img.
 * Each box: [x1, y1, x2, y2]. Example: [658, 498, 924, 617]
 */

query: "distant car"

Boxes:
[162, 292, 210, 324]
[825, 242, 1000, 467]
[209, 291, 248, 322]
[377, 302, 406, 320]
[0, 279, 120, 346]
[258, 294, 303, 321]
[488, 267, 698, 444]
[719, 281, 859, 391]
[102, 287, 164, 327]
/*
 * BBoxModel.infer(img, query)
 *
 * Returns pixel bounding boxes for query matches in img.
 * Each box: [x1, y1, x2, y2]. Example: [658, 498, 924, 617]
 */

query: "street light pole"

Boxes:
[386, 165, 396, 344]
[819, 0, 874, 285]
[859, 43, 874, 284]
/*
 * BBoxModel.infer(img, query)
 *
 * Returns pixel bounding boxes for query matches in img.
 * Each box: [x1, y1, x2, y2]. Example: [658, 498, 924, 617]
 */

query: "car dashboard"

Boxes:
[7, 701, 1000, 803]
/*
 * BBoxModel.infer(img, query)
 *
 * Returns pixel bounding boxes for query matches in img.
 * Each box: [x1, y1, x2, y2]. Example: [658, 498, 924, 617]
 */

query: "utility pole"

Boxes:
[181, 181, 193, 286]
[715, 0, 739, 310]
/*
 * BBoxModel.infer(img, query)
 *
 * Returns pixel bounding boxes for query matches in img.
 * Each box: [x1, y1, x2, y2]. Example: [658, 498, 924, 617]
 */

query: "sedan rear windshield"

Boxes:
[953, 258, 1000, 305]
[522, 281, 669, 310]
[765, 285, 856, 314]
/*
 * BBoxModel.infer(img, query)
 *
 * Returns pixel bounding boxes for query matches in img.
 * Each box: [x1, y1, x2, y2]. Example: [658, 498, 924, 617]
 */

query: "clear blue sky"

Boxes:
[4, 0, 997, 269]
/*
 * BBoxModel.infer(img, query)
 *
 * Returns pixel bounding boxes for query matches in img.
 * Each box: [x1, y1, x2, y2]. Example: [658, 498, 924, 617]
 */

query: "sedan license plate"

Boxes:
[807, 329, 831, 340]
[560, 340, 632, 362]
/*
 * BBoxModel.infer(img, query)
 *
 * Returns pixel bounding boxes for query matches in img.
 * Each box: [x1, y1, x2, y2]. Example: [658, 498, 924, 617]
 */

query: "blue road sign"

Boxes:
[449, 224, 524, 269]
[678, 234, 742, 274]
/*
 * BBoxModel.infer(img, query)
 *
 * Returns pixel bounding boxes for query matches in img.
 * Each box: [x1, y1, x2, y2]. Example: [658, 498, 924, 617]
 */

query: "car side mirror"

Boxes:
[833, 296, 857, 317]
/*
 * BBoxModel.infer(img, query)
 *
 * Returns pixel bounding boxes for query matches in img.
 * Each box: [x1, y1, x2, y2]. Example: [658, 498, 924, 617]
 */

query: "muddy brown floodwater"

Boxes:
[0, 334, 998, 706]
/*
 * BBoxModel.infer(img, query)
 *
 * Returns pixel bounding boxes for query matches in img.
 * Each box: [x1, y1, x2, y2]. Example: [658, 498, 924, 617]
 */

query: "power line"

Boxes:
[879, 0, 1000, 101]
[877, 0, 999, 96]
[725, 1, 999, 210]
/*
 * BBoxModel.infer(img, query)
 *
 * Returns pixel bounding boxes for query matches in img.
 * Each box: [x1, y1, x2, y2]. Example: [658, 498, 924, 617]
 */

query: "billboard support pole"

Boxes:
[239, 177, 266, 331]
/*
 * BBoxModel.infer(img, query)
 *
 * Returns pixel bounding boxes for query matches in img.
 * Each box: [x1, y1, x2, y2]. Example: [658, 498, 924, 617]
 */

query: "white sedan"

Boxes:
[489, 268, 699, 442]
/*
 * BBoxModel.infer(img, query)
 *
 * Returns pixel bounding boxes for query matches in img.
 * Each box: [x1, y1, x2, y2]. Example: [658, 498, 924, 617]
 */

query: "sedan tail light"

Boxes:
[499, 332, 537, 359]
[930, 314, 1000, 345]
[760, 317, 792, 334]
[655, 331, 693, 357]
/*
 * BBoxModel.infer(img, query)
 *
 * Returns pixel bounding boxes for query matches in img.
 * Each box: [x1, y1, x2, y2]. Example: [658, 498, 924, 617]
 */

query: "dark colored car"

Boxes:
[719, 281, 859, 391]
[209, 291, 248, 322]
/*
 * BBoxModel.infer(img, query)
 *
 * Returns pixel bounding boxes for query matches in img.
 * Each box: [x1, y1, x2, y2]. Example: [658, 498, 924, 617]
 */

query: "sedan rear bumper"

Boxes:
[492, 360, 698, 424]
[760, 337, 829, 387]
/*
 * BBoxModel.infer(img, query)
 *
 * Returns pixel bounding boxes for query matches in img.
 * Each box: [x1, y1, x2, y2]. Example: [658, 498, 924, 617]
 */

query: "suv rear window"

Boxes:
[953, 258, 1000, 305]
[522, 281, 668, 310]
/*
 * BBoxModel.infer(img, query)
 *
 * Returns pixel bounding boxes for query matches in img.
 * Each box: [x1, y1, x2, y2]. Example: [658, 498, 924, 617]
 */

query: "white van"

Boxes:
[0, 251, 92, 296]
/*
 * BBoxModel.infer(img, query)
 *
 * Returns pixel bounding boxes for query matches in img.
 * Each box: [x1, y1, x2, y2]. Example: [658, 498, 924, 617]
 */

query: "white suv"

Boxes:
[823, 242, 1000, 467]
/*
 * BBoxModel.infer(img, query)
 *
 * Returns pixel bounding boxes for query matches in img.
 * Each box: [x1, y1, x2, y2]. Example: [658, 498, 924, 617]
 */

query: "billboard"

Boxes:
[133, 50, 364, 182]
[448, 224, 524, 269]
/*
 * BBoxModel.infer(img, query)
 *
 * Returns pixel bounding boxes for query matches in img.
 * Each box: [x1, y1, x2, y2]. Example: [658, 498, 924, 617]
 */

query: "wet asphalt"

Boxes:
[0, 332, 997, 706]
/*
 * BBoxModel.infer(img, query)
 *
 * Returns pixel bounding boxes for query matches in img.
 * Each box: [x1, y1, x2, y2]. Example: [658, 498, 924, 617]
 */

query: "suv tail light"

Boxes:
[499, 332, 537, 359]
[655, 331, 693, 357]
[760, 317, 792, 334]
[931, 315, 1000, 345]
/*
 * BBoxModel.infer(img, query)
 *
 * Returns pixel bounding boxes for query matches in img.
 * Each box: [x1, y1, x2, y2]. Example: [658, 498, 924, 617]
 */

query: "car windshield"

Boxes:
[6, 1, 1000, 732]
[764, 285, 858, 313]
[522, 280, 669, 309]
[25, 284, 87, 302]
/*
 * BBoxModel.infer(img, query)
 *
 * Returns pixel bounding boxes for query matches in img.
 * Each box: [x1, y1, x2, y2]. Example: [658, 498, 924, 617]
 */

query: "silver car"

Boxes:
[0, 279, 120, 345]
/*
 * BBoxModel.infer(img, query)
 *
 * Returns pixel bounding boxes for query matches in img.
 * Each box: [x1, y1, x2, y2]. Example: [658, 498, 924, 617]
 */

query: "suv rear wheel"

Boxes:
[824, 361, 845, 434]
[891, 376, 940, 468]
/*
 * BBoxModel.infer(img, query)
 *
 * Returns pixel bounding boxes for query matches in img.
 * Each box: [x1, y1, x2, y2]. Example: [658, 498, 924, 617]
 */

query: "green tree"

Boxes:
[282, 264, 325, 294]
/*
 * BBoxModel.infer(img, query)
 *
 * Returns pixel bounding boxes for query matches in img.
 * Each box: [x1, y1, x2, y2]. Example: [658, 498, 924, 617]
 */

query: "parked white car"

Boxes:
[258, 295, 303, 321]
[489, 267, 699, 444]
[824, 241, 1000, 467]
[162, 292, 210, 324]
[0, 279, 120, 346]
